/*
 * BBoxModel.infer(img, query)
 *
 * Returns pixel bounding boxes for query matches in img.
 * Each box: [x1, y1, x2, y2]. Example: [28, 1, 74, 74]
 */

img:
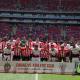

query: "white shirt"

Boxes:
[3, 48, 12, 54]
[71, 47, 79, 54]
[75, 44, 80, 49]
[32, 49, 40, 55]
[49, 42, 57, 48]
[49, 48, 57, 56]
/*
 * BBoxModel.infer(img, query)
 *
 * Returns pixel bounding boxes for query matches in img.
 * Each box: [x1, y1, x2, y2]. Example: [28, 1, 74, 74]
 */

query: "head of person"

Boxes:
[36, 37, 39, 42]
[7, 43, 11, 49]
[22, 36, 26, 41]
[61, 45, 64, 50]
[51, 45, 55, 51]
[50, 39, 54, 43]
[64, 40, 67, 45]
[34, 44, 38, 50]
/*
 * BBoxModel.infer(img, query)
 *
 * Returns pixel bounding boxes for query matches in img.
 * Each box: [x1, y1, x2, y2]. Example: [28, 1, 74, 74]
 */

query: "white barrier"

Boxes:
[0, 61, 75, 74]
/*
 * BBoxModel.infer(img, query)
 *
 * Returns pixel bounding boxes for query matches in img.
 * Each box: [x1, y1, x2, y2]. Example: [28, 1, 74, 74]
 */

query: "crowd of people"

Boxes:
[0, 36, 80, 62]
[0, 0, 79, 11]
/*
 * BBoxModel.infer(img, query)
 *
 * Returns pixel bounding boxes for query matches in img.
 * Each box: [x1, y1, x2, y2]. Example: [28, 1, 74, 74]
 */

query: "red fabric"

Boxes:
[28, 39, 33, 48]
[40, 42, 44, 48]
[21, 46, 32, 57]
[13, 46, 21, 56]
[2, 41, 6, 49]
[57, 47, 69, 57]
[40, 49, 50, 58]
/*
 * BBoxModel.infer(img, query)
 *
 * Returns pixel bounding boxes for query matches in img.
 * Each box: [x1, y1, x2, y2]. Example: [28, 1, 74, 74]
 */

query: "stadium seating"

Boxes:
[0, 23, 11, 37]
[0, 0, 79, 11]
[0, 0, 17, 10]
[61, 0, 80, 11]
[66, 26, 80, 40]
[0, 22, 80, 41]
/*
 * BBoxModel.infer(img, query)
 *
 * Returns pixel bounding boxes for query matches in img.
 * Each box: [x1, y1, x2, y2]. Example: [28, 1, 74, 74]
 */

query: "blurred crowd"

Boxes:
[0, 0, 80, 11]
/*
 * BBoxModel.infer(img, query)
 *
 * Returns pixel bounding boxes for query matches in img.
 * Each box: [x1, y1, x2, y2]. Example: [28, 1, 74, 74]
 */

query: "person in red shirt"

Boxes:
[25, 45, 32, 61]
[16, 37, 21, 45]
[28, 38, 33, 49]
[13, 42, 21, 61]
[20, 40, 26, 61]
[21, 45, 32, 61]
[58, 45, 67, 62]
[40, 44, 50, 62]
[20, 39, 32, 61]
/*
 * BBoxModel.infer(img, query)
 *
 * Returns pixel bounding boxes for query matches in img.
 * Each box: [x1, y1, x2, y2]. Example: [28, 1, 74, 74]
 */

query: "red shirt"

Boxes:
[40, 48, 50, 59]
[13, 45, 21, 56]
[57, 47, 69, 57]
[21, 46, 32, 57]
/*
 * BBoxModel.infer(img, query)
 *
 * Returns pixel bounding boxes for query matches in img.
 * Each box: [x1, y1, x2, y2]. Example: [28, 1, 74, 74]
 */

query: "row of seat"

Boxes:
[0, 0, 80, 11]
[0, 23, 80, 41]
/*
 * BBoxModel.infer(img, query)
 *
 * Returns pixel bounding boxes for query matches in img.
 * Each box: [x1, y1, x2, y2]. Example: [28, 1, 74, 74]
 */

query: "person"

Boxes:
[32, 44, 40, 62]
[61, 41, 72, 49]
[28, 38, 34, 49]
[7, 37, 16, 49]
[20, 40, 26, 61]
[49, 40, 57, 49]
[61, 41, 71, 62]
[2, 37, 7, 50]
[49, 45, 57, 62]
[33, 37, 42, 49]
[3, 43, 12, 61]
[40, 44, 50, 62]
[13, 42, 21, 61]
[20, 44, 32, 61]
[0, 38, 3, 61]
[70, 44, 80, 62]
[25, 45, 32, 61]
[58, 45, 66, 62]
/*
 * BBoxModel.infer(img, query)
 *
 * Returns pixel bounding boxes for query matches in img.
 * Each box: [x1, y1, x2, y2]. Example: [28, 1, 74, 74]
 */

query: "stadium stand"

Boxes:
[0, 0, 79, 11]
[0, 0, 80, 62]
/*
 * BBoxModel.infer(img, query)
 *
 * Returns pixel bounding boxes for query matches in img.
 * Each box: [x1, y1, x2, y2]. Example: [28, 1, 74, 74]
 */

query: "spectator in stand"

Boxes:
[40, 41, 50, 62]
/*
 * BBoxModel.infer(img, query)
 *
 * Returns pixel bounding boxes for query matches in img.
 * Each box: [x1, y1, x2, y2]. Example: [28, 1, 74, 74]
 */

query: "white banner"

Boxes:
[0, 61, 75, 74]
